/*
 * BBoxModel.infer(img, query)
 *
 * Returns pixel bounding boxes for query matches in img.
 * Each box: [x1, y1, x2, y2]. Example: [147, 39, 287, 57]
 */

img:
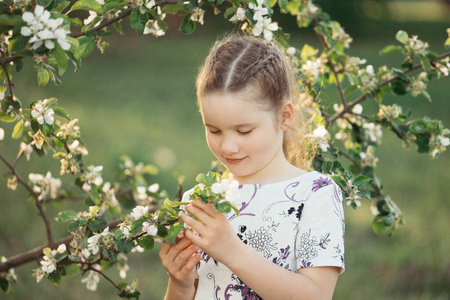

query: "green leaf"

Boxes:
[129, 219, 144, 236]
[372, 216, 389, 234]
[53, 0, 71, 13]
[0, 115, 17, 122]
[54, 44, 68, 75]
[0, 277, 9, 292]
[47, 272, 61, 285]
[352, 175, 371, 188]
[139, 235, 155, 250]
[101, 1, 128, 15]
[8, 35, 30, 53]
[130, 10, 149, 36]
[278, 0, 288, 12]
[445, 37, 450, 49]
[64, 264, 81, 277]
[165, 222, 183, 244]
[11, 119, 23, 139]
[90, 185, 101, 205]
[391, 79, 407, 95]
[162, 2, 186, 14]
[117, 239, 133, 254]
[395, 30, 408, 44]
[224, 7, 238, 19]
[53, 106, 70, 119]
[73, 36, 95, 60]
[379, 45, 402, 55]
[37, 68, 50, 87]
[71, 0, 102, 14]
[0, 14, 25, 26]
[144, 164, 158, 175]
[300, 44, 315, 60]
[56, 210, 78, 222]
[42, 122, 53, 136]
[179, 15, 196, 34]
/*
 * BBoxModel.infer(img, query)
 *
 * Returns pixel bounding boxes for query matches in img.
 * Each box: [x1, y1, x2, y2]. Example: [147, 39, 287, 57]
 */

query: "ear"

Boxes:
[280, 101, 295, 131]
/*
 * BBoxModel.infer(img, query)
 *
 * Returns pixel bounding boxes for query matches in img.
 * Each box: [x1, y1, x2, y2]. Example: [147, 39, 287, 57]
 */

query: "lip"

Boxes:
[225, 157, 246, 164]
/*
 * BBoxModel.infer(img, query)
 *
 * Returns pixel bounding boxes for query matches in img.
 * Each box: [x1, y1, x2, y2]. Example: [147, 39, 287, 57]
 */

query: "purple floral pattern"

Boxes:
[311, 176, 333, 192]
[193, 171, 345, 300]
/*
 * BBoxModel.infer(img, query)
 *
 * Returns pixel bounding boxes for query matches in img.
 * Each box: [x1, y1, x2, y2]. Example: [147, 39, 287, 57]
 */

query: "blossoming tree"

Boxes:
[0, 0, 449, 298]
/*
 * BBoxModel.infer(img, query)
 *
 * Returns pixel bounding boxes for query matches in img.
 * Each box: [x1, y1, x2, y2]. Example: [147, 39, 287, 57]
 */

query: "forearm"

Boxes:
[164, 277, 196, 300]
[225, 242, 335, 300]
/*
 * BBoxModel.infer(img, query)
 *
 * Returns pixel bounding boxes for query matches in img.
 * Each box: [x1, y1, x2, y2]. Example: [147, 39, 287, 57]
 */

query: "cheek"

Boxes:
[205, 133, 220, 154]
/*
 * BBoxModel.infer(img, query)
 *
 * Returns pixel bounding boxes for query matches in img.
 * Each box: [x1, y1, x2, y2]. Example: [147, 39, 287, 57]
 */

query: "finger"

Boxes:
[191, 199, 218, 216]
[184, 228, 203, 247]
[180, 213, 207, 236]
[173, 244, 200, 269]
[182, 252, 201, 273]
[185, 203, 214, 224]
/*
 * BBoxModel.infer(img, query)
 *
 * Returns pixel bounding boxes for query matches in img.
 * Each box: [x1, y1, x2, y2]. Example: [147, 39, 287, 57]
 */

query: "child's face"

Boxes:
[199, 90, 287, 184]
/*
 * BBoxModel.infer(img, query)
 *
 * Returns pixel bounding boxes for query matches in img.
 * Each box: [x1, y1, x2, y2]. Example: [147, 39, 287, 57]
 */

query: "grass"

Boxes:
[0, 23, 449, 299]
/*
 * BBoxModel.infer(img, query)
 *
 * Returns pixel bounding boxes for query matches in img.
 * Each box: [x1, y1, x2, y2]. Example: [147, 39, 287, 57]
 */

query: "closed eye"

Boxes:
[238, 129, 253, 135]
[209, 129, 221, 134]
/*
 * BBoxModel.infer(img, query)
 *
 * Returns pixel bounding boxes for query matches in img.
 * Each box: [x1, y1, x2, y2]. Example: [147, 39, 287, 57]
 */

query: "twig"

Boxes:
[326, 51, 450, 126]
[0, 153, 53, 245]
[327, 61, 347, 108]
[0, 50, 15, 100]
[88, 266, 123, 292]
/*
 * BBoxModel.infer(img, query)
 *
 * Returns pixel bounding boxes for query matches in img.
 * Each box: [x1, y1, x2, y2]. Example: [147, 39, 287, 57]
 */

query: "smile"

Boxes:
[225, 157, 246, 164]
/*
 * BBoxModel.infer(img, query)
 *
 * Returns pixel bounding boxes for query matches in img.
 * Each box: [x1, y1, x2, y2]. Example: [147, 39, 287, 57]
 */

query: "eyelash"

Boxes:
[209, 129, 253, 135]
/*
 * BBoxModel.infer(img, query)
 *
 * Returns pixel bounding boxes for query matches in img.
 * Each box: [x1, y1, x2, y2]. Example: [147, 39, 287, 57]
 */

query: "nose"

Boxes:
[221, 135, 239, 155]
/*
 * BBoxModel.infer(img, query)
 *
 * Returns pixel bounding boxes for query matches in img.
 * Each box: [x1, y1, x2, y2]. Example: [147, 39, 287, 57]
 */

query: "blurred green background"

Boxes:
[1, 0, 449, 299]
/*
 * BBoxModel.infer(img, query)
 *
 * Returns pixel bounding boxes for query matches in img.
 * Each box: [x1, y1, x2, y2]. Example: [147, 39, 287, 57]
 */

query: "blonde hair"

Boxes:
[196, 35, 313, 170]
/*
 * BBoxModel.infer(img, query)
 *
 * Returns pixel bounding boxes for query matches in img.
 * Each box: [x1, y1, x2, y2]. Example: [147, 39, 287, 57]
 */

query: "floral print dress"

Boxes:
[193, 171, 345, 300]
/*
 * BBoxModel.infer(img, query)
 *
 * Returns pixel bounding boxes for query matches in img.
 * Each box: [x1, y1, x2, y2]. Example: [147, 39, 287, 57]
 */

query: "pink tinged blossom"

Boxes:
[143, 222, 158, 236]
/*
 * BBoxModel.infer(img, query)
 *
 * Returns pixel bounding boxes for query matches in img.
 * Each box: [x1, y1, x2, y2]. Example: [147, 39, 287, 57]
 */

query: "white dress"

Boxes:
[193, 171, 345, 300]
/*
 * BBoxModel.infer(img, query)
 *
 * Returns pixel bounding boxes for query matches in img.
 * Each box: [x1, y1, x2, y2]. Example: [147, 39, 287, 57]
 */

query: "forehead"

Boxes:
[199, 92, 274, 126]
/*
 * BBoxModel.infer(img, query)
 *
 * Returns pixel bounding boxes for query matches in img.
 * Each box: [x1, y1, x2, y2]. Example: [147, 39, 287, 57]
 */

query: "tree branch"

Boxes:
[0, 219, 122, 272]
[88, 266, 123, 292]
[0, 153, 53, 245]
[326, 51, 450, 127]
[0, 51, 15, 100]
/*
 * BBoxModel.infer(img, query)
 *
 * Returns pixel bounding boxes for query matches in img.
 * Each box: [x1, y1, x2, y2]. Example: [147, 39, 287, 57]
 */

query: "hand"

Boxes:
[159, 237, 201, 289]
[181, 199, 243, 265]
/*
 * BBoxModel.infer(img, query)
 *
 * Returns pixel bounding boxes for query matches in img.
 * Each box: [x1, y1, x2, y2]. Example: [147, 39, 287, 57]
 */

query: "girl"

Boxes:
[159, 36, 345, 300]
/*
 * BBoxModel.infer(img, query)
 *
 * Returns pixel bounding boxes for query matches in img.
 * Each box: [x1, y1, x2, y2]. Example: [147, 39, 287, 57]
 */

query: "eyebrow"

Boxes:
[204, 123, 256, 128]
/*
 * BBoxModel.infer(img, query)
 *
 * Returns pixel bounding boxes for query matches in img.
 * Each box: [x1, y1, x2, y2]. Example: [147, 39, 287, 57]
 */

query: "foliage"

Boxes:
[0, 0, 448, 297]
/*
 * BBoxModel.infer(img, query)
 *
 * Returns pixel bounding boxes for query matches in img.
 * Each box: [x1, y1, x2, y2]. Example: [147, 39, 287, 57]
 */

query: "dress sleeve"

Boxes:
[295, 176, 345, 273]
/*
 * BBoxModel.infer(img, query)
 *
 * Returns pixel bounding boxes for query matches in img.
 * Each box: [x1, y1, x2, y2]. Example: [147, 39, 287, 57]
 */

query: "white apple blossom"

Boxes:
[81, 165, 103, 191]
[286, 47, 296, 56]
[20, 142, 33, 161]
[40, 255, 56, 274]
[84, 11, 99, 26]
[87, 227, 109, 255]
[252, 17, 278, 41]
[302, 58, 324, 78]
[0, 128, 4, 141]
[405, 35, 429, 55]
[144, 20, 165, 37]
[190, 8, 205, 25]
[57, 119, 81, 138]
[249, 0, 268, 21]
[119, 222, 131, 237]
[56, 244, 66, 254]
[31, 99, 54, 125]
[230, 7, 246, 22]
[306, 126, 330, 151]
[20, 5, 71, 50]
[211, 178, 240, 205]
[145, 0, 155, 9]
[143, 222, 158, 236]
[352, 104, 363, 115]
[408, 78, 427, 97]
[131, 205, 148, 220]
[148, 183, 159, 193]
[81, 269, 100, 291]
[362, 122, 383, 144]
[28, 171, 62, 201]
